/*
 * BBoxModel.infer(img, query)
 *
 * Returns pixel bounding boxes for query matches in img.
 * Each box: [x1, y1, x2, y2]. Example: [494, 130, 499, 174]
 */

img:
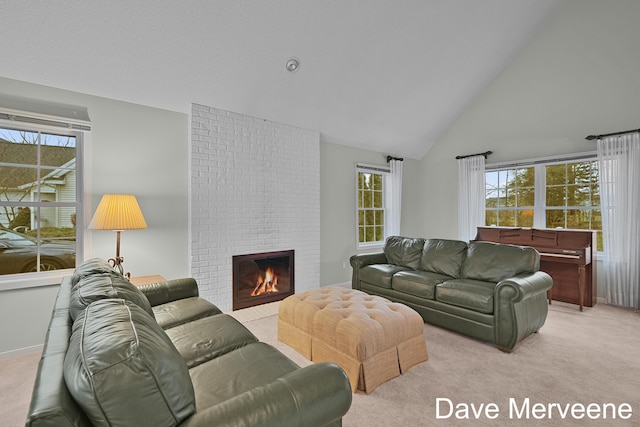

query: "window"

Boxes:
[0, 123, 83, 280]
[485, 155, 602, 250]
[485, 167, 535, 227]
[356, 165, 388, 247]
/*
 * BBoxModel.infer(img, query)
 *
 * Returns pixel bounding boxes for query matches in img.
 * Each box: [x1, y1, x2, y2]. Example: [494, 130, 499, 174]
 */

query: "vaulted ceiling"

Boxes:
[0, 0, 561, 159]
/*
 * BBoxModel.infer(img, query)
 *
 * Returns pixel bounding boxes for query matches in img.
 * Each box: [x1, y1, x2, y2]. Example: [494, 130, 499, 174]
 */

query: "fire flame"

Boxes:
[251, 267, 279, 296]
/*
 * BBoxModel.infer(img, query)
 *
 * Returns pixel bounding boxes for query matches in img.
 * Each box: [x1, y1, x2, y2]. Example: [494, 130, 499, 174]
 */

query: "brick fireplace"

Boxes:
[232, 250, 294, 310]
[190, 103, 320, 311]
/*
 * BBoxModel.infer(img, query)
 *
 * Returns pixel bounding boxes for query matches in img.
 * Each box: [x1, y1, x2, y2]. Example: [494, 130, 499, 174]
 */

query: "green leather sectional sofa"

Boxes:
[350, 236, 553, 352]
[26, 259, 352, 427]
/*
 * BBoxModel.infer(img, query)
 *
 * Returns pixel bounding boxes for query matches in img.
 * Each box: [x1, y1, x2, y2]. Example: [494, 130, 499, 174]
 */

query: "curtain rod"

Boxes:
[585, 128, 640, 141]
[386, 155, 404, 162]
[455, 150, 492, 160]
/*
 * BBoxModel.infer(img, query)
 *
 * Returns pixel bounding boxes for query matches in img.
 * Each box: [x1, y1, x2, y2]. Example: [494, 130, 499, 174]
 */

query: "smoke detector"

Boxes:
[286, 57, 300, 72]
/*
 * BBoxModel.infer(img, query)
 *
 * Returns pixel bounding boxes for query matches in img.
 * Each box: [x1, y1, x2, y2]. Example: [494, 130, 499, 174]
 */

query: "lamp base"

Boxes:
[108, 231, 130, 278]
[108, 256, 130, 278]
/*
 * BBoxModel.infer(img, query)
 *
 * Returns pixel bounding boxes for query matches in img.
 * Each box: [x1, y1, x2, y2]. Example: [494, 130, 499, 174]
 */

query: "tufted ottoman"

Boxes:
[278, 287, 428, 393]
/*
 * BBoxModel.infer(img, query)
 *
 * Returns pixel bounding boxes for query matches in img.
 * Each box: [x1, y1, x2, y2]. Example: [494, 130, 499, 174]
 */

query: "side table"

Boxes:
[129, 274, 166, 286]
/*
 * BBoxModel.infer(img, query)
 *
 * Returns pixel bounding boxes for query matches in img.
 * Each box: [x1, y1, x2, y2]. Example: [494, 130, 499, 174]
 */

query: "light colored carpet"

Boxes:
[243, 301, 640, 427]
[225, 301, 280, 323]
[3, 301, 639, 427]
[0, 349, 40, 427]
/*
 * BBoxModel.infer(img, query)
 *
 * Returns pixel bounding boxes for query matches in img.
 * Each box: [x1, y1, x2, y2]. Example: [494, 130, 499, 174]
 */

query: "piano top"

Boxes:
[475, 226, 595, 265]
[475, 226, 595, 249]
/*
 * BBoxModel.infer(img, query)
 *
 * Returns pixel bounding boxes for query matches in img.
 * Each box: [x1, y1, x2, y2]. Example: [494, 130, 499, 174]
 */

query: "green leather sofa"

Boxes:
[350, 236, 553, 352]
[26, 258, 352, 427]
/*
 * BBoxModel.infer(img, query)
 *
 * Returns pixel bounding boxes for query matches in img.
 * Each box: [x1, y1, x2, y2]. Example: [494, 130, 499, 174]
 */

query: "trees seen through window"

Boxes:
[357, 170, 385, 246]
[485, 159, 602, 250]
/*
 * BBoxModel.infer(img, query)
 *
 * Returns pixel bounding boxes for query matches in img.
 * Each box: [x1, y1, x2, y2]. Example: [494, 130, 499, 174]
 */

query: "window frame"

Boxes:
[355, 163, 390, 250]
[0, 111, 89, 291]
[485, 152, 602, 252]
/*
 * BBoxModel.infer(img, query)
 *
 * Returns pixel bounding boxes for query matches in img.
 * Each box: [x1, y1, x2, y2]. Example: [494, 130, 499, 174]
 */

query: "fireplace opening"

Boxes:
[232, 250, 294, 310]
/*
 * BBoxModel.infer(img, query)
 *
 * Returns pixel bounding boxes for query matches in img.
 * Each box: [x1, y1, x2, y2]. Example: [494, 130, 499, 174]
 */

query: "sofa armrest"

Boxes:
[350, 252, 388, 290]
[350, 252, 388, 269]
[137, 278, 200, 307]
[496, 271, 553, 302]
[180, 363, 352, 427]
[494, 271, 553, 351]
[26, 277, 91, 427]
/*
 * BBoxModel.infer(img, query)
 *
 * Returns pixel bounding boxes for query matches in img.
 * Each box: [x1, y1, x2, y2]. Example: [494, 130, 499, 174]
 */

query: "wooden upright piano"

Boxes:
[474, 227, 597, 311]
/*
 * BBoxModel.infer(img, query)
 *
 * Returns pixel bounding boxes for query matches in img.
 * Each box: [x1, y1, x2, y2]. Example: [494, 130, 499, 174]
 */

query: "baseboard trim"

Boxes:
[0, 344, 43, 360]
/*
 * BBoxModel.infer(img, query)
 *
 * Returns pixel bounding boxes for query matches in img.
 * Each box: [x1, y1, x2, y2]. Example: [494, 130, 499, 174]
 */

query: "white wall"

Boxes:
[0, 77, 189, 354]
[413, 0, 640, 240]
[190, 104, 320, 310]
[319, 142, 385, 286]
[319, 141, 423, 286]
[412, 0, 640, 297]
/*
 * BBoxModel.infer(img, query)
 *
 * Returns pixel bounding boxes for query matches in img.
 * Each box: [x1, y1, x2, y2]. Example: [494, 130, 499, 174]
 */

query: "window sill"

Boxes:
[357, 242, 385, 251]
[0, 269, 73, 292]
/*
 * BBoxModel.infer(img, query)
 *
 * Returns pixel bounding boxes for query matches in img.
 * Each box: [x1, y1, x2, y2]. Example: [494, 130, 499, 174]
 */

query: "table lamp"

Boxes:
[88, 194, 147, 276]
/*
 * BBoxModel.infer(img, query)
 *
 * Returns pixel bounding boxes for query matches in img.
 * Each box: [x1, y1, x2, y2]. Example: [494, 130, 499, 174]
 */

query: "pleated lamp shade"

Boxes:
[88, 194, 147, 231]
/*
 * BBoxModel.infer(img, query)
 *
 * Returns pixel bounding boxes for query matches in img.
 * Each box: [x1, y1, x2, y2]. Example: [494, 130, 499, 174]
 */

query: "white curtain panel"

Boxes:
[457, 155, 486, 242]
[386, 159, 403, 237]
[597, 132, 640, 309]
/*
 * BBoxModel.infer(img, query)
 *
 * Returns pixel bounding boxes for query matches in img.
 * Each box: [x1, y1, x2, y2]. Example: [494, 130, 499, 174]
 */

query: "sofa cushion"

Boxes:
[165, 314, 259, 368]
[137, 278, 200, 306]
[70, 258, 116, 286]
[360, 264, 410, 289]
[383, 236, 425, 269]
[189, 342, 300, 409]
[435, 279, 496, 314]
[64, 299, 195, 427]
[421, 239, 468, 278]
[153, 296, 222, 329]
[69, 272, 154, 321]
[461, 241, 540, 283]
[392, 270, 450, 299]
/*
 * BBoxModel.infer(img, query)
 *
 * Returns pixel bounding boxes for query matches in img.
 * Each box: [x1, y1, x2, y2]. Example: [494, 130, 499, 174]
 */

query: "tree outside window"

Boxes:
[357, 171, 385, 245]
[485, 167, 535, 227]
[485, 159, 602, 251]
[0, 126, 79, 275]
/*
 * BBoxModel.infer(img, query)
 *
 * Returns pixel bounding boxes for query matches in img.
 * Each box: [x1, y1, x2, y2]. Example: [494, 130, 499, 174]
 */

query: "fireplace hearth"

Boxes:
[232, 250, 294, 310]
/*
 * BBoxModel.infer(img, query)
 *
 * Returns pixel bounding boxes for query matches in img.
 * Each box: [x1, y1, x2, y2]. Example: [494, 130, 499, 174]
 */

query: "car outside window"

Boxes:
[0, 125, 81, 277]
